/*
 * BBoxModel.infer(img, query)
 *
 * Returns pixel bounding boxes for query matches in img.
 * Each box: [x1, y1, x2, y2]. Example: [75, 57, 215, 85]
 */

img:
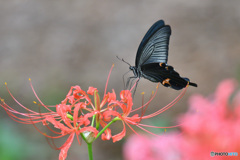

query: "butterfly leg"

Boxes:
[126, 76, 137, 89]
[129, 77, 138, 90]
[122, 70, 131, 89]
[131, 78, 140, 98]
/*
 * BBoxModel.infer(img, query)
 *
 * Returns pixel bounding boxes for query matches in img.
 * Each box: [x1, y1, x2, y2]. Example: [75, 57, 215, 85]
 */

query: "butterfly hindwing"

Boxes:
[141, 63, 190, 90]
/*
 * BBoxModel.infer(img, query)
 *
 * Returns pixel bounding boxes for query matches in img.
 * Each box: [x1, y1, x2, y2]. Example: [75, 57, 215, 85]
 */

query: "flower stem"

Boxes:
[87, 143, 93, 160]
[91, 115, 96, 127]
[95, 117, 120, 140]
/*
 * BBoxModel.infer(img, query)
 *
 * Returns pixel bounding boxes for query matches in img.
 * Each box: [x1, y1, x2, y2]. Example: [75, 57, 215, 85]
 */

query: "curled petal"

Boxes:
[56, 104, 71, 116]
[69, 86, 82, 96]
[59, 133, 75, 160]
[126, 114, 141, 125]
[72, 86, 87, 99]
[120, 90, 132, 103]
[73, 104, 81, 127]
[120, 104, 127, 113]
[119, 90, 133, 116]
[108, 100, 124, 109]
[100, 121, 112, 140]
[75, 102, 87, 109]
[101, 128, 112, 141]
[62, 85, 88, 104]
[107, 89, 116, 102]
[102, 110, 121, 121]
[112, 120, 126, 142]
[72, 85, 85, 95]
[56, 105, 73, 129]
[87, 87, 98, 95]
[79, 111, 99, 126]
[62, 86, 82, 104]
[100, 89, 117, 108]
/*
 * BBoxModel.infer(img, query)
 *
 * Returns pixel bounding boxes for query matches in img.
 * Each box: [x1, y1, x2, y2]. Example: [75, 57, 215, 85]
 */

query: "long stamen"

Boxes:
[135, 124, 161, 137]
[4, 82, 42, 115]
[104, 64, 114, 96]
[123, 119, 139, 135]
[131, 83, 159, 113]
[29, 79, 55, 113]
[137, 123, 182, 129]
[142, 85, 188, 119]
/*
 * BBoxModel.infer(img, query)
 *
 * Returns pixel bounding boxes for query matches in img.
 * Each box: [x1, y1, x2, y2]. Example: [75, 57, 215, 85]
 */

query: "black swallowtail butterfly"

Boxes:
[121, 20, 197, 91]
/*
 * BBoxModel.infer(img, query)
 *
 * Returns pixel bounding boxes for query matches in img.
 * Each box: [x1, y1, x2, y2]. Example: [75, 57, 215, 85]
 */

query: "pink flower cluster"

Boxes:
[124, 79, 240, 160]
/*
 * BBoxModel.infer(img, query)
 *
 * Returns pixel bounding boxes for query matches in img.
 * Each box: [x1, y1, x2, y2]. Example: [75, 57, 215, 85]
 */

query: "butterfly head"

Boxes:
[129, 66, 140, 77]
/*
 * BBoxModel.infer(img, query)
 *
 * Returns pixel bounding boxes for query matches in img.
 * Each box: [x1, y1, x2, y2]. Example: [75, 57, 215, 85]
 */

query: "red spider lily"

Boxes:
[100, 83, 188, 142]
[0, 81, 99, 160]
[0, 64, 189, 160]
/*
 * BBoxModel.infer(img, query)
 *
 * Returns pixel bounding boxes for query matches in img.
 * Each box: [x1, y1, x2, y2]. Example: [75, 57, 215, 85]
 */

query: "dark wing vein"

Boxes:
[135, 20, 171, 67]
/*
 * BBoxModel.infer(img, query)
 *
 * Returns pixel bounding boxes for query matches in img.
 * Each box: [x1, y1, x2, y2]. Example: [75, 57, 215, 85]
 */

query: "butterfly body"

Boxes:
[128, 20, 197, 90]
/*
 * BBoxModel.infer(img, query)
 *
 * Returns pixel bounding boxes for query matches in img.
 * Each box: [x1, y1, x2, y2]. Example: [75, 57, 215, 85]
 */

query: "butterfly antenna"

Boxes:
[116, 56, 131, 67]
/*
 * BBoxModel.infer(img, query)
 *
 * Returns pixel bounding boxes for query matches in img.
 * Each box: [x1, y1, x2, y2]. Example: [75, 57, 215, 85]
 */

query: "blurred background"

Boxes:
[0, 0, 240, 160]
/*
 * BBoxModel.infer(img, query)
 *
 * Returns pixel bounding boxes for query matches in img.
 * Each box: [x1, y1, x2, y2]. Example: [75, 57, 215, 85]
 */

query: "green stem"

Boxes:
[95, 117, 120, 140]
[91, 115, 96, 127]
[87, 143, 93, 160]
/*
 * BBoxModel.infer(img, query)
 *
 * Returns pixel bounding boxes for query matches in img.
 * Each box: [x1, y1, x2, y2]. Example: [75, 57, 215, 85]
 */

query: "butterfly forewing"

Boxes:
[135, 20, 165, 65]
[136, 20, 171, 67]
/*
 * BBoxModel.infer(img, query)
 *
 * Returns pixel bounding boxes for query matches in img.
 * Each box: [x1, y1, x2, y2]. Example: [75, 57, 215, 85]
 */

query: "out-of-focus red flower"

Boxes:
[123, 79, 240, 160]
[178, 79, 240, 160]
[124, 133, 183, 160]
